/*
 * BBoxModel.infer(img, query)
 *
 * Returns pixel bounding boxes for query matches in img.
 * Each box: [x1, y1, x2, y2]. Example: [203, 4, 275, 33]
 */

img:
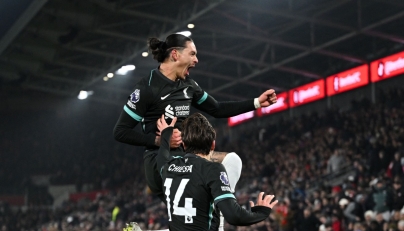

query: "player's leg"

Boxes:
[211, 151, 243, 231]
[143, 150, 166, 203]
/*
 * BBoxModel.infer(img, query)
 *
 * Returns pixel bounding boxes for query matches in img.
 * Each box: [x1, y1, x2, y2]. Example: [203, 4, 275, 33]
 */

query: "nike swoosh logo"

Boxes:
[161, 93, 170, 100]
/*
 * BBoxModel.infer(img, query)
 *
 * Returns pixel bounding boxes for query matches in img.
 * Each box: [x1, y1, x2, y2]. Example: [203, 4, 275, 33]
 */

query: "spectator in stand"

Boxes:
[392, 178, 404, 212]
[368, 179, 394, 221]
[364, 210, 375, 227]
[296, 208, 321, 231]
[327, 149, 347, 174]
[388, 152, 404, 178]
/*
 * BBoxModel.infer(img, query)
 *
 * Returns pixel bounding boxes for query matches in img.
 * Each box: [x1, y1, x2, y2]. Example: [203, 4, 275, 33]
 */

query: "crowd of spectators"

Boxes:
[0, 87, 403, 231]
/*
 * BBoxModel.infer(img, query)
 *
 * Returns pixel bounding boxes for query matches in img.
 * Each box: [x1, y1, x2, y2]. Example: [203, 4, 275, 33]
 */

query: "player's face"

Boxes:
[176, 41, 198, 79]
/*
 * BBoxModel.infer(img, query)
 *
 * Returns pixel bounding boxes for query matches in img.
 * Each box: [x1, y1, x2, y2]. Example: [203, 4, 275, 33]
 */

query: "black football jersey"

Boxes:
[160, 154, 235, 231]
[123, 68, 208, 134]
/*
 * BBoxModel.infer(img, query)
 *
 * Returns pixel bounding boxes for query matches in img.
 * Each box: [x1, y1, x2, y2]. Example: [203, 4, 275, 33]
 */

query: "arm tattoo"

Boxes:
[210, 151, 227, 163]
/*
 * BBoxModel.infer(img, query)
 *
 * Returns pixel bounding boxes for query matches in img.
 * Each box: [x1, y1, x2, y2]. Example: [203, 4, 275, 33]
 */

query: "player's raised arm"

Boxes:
[216, 192, 278, 226]
[156, 115, 177, 171]
[191, 78, 277, 118]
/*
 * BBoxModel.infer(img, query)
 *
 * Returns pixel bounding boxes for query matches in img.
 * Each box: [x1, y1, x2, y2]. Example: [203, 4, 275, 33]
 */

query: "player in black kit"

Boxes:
[155, 113, 278, 231]
[113, 33, 277, 201]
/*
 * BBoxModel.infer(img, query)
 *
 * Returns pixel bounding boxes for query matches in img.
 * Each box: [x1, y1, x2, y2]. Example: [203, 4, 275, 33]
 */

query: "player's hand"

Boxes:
[249, 192, 278, 209]
[258, 89, 277, 107]
[156, 115, 182, 148]
[157, 114, 177, 131]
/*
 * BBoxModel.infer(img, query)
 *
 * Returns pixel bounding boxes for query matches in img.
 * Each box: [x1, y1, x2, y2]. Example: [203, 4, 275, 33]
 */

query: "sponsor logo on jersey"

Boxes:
[220, 172, 230, 185]
[165, 105, 175, 119]
[161, 93, 170, 100]
[168, 164, 193, 173]
[130, 89, 140, 103]
[221, 186, 231, 192]
[126, 100, 136, 109]
[165, 104, 190, 118]
[175, 105, 190, 116]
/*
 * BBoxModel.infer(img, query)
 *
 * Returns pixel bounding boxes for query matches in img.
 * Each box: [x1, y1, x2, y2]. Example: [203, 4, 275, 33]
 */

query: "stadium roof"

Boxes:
[1, 0, 404, 105]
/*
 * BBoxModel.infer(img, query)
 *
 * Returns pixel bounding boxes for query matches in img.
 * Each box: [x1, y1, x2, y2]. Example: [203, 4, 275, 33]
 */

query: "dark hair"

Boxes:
[147, 34, 193, 62]
[181, 113, 216, 155]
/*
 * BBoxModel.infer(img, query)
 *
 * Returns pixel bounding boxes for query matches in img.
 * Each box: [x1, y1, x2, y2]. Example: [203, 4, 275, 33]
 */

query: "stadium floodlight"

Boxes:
[176, 31, 192, 37]
[116, 64, 136, 75]
[187, 24, 195, 29]
[142, 52, 149, 57]
[77, 90, 93, 100]
[107, 73, 114, 78]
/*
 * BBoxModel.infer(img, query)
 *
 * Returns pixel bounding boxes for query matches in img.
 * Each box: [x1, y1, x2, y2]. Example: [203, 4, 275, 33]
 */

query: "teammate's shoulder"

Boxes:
[184, 76, 199, 85]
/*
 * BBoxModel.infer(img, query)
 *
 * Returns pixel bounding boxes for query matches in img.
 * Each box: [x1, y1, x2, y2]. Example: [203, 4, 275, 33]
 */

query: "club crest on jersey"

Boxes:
[130, 89, 140, 103]
[220, 172, 230, 185]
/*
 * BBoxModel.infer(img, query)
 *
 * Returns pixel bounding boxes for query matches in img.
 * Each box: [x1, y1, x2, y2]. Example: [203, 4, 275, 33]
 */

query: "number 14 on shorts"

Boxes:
[164, 178, 196, 223]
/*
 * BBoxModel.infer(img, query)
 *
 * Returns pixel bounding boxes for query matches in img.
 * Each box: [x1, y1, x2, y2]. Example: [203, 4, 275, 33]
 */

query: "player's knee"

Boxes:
[223, 152, 242, 167]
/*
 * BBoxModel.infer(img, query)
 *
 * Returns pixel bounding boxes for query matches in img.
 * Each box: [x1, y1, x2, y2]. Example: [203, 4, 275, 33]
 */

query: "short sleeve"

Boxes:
[190, 78, 208, 105]
[206, 163, 236, 205]
[123, 81, 151, 122]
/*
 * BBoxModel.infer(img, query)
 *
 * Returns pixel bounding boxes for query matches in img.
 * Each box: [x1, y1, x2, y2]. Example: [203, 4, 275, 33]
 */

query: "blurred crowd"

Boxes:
[0, 87, 403, 231]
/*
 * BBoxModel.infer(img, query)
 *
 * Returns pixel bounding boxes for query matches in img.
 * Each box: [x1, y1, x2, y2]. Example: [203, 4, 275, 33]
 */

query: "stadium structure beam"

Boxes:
[198, 50, 322, 79]
[270, 0, 352, 36]
[92, 29, 145, 43]
[212, 8, 268, 35]
[79, 0, 227, 90]
[198, 25, 366, 63]
[87, 0, 177, 24]
[33, 73, 132, 95]
[23, 84, 121, 106]
[224, 2, 355, 32]
[211, 92, 248, 101]
[15, 39, 126, 60]
[191, 70, 285, 91]
[51, 61, 103, 73]
[0, 0, 48, 55]
[363, 30, 404, 44]
[371, 0, 404, 7]
[208, 10, 404, 94]
[226, 2, 404, 45]
[68, 46, 126, 59]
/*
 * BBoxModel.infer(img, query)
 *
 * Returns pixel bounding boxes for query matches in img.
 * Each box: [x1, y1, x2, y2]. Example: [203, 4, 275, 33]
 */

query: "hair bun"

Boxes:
[148, 37, 163, 50]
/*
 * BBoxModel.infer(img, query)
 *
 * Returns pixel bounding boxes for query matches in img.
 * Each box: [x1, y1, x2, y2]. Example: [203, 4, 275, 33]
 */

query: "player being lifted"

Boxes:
[155, 113, 278, 231]
[113, 33, 277, 203]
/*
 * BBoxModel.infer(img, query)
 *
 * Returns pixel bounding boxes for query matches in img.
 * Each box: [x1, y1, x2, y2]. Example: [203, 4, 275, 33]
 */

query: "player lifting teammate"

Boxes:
[113, 33, 277, 203]
[155, 113, 278, 231]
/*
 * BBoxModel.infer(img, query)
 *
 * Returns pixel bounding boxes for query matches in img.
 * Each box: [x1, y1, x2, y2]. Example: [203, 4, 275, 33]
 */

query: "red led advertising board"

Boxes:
[326, 64, 369, 96]
[257, 92, 288, 116]
[371, 51, 404, 82]
[228, 111, 255, 127]
[289, 79, 325, 107]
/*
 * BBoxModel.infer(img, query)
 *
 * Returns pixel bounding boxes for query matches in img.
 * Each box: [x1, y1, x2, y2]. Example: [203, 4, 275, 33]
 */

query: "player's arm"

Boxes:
[113, 111, 156, 147]
[215, 193, 277, 226]
[190, 79, 277, 118]
[208, 164, 277, 226]
[156, 116, 177, 171]
[113, 84, 157, 147]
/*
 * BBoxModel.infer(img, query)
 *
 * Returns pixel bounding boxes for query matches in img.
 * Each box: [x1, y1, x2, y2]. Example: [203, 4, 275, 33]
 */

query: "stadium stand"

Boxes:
[0, 87, 403, 231]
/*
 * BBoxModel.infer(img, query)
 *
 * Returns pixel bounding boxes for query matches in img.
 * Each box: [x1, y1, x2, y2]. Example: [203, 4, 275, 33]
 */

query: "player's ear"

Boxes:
[171, 49, 178, 61]
[210, 140, 215, 152]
